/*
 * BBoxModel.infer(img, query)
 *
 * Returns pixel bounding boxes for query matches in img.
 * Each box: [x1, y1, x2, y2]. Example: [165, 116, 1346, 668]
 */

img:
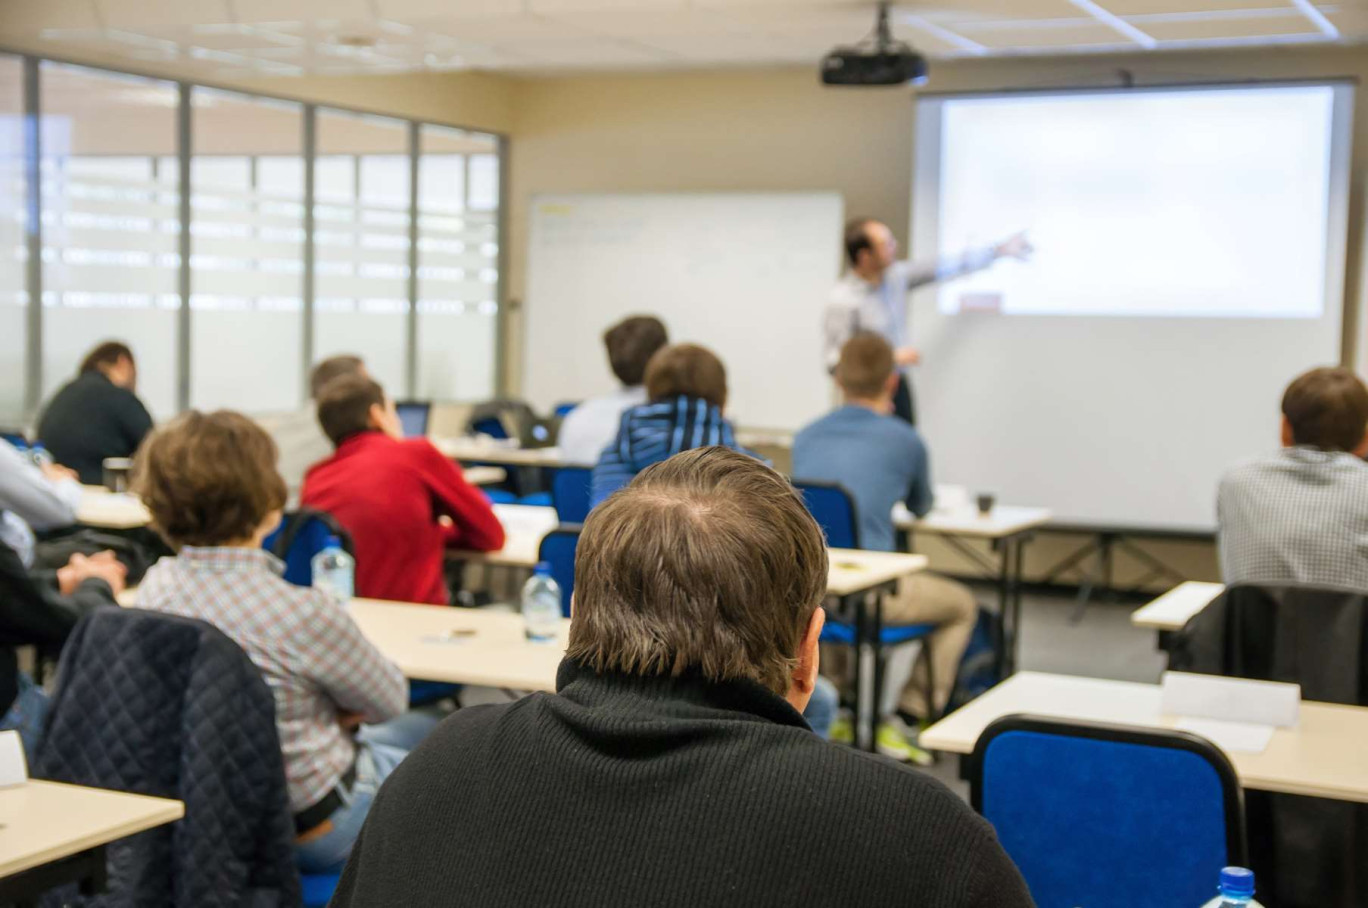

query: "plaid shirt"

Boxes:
[1217, 446, 1368, 593]
[138, 547, 407, 811]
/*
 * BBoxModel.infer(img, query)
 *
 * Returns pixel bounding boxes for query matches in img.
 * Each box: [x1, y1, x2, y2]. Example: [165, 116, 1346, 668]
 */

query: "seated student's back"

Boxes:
[331, 448, 1031, 908]
[558, 315, 668, 465]
[37, 341, 153, 485]
[1218, 367, 1368, 591]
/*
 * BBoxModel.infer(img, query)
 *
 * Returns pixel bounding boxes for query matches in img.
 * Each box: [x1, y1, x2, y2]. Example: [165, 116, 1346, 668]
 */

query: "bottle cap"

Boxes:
[325, 535, 342, 549]
[535, 561, 552, 575]
[1219, 867, 1255, 898]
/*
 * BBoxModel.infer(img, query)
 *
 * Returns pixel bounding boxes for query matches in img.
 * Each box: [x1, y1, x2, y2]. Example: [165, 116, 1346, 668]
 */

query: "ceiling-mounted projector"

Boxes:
[821, 2, 928, 87]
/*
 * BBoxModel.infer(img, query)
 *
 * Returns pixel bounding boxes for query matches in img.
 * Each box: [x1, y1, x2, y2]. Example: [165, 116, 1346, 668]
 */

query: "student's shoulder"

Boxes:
[1218, 452, 1281, 490]
[381, 698, 533, 793]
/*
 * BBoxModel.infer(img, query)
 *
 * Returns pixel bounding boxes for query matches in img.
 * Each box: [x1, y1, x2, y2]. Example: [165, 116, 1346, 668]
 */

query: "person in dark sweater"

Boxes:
[0, 538, 124, 762]
[332, 447, 1033, 908]
[37, 341, 154, 485]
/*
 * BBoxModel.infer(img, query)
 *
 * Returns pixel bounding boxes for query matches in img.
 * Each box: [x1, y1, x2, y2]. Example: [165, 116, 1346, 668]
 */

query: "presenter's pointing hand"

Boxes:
[895, 346, 921, 367]
[996, 231, 1033, 261]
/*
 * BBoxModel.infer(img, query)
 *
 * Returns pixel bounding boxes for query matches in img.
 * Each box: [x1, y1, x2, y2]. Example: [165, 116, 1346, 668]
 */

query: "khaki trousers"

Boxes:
[823, 572, 978, 720]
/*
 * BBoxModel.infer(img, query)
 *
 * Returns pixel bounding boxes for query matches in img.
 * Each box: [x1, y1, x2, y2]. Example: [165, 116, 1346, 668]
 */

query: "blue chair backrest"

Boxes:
[537, 527, 581, 616]
[972, 715, 1246, 908]
[551, 467, 592, 524]
[395, 400, 431, 438]
[553, 401, 579, 418]
[470, 416, 509, 440]
[263, 509, 354, 588]
[794, 481, 860, 549]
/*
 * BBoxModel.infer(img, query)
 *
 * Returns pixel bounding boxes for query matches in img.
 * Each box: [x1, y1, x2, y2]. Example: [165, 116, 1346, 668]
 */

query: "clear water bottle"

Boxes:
[312, 536, 354, 603]
[1200, 867, 1264, 908]
[522, 562, 563, 642]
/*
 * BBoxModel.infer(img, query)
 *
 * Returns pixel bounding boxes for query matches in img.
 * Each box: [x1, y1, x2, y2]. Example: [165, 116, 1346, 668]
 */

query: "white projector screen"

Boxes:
[912, 82, 1354, 532]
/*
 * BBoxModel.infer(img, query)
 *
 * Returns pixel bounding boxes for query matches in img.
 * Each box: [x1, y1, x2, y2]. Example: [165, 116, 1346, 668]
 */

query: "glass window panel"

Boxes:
[416, 125, 499, 400]
[0, 56, 24, 425]
[189, 89, 304, 413]
[314, 110, 410, 396]
[39, 63, 179, 420]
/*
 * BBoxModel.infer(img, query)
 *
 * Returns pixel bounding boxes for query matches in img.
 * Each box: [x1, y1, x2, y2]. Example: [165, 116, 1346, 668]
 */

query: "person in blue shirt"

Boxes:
[793, 333, 977, 762]
[592, 343, 840, 739]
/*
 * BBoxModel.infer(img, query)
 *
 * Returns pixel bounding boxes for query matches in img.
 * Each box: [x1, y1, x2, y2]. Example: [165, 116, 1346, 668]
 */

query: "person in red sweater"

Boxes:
[302, 375, 505, 605]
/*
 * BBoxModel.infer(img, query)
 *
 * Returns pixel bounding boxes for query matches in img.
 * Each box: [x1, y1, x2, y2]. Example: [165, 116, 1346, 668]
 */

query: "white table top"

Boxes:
[76, 486, 151, 530]
[921, 671, 1368, 804]
[0, 780, 183, 879]
[350, 599, 568, 690]
[434, 437, 565, 468]
[462, 465, 508, 487]
[455, 505, 927, 596]
[893, 502, 1053, 539]
[1131, 581, 1226, 632]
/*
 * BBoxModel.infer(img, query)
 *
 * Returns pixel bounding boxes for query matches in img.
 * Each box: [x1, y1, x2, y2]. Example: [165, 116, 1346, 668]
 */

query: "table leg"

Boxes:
[995, 537, 1013, 678]
[868, 588, 886, 753]
[852, 593, 873, 752]
[0, 845, 107, 905]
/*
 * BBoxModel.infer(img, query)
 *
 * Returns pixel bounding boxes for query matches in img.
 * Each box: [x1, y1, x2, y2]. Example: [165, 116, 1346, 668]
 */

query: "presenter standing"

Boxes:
[824, 218, 1031, 424]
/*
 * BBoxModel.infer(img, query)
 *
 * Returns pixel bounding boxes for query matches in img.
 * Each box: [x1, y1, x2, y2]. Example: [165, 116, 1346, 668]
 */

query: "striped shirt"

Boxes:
[1217, 446, 1368, 593]
[137, 547, 408, 811]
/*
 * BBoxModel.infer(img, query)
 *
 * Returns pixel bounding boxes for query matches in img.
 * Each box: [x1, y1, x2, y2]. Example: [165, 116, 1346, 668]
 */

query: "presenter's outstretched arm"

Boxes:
[902, 230, 1033, 291]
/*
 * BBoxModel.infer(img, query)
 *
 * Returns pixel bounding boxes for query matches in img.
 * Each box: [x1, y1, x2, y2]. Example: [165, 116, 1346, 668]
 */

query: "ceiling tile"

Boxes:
[413, 13, 593, 41]
[954, 19, 1140, 48]
[911, 0, 1093, 24]
[486, 35, 670, 64]
[1141, 12, 1322, 41]
[535, 8, 746, 39]
[232, 0, 373, 22]
[2, 0, 101, 31]
[1103, 0, 1290, 13]
[374, 0, 524, 18]
[95, 0, 233, 29]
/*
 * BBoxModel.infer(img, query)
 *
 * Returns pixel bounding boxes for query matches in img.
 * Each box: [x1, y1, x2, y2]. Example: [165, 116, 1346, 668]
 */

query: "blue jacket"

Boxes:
[591, 396, 757, 507]
[36, 608, 300, 907]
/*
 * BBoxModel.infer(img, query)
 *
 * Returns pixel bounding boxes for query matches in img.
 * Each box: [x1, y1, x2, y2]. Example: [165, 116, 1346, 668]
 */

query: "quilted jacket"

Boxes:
[35, 607, 301, 907]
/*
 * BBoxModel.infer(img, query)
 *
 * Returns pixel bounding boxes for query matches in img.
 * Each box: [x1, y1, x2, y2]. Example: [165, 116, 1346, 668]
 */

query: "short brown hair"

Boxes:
[644, 344, 727, 409]
[844, 218, 877, 267]
[835, 333, 895, 398]
[1282, 367, 1368, 452]
[604, 316, 668, 387]
[316, 374, 386, 447]
[132, 411, 286, 549]
[80, 341, 133, 376]
[566, 446, 828, 695]
[309, 354, 365, 400]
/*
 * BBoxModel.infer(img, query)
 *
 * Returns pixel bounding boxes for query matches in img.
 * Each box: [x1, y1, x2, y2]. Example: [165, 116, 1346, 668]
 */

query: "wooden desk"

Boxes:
[827, 550, 928, 597]
[434, 437, 565, 469]
[1132, 581, 1225, 633]
[0, 780, 183, 901]
[350, 599, 568, 690]
[75, 486, 151, 530]
[921, 671, 1368, 804]
[463, 465, 508, 487]
[894, 502, 1053, 676]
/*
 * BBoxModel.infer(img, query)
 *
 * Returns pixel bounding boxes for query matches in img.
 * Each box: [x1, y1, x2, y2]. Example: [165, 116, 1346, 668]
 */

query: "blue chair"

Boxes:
[551, 467, 592, 524]
[470, 416, 509, 440]
[302, 873, 340, 907]
[553, 401, 579, 418]
[263, 509, 353, 588]
[537, 526, 581, 616]
[519, 491, 553, 507]
[793, 480, 936, 730]
[971, 715, 1247, 908]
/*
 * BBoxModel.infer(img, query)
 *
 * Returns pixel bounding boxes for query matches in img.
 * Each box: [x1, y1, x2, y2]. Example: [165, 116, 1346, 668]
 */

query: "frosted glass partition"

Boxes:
[314, 110, 410, 396]
[39, 63, 179, 420]
[189, 89, 304, 412]
[0, 57, 24, 424]
[416, 125, 498, 401]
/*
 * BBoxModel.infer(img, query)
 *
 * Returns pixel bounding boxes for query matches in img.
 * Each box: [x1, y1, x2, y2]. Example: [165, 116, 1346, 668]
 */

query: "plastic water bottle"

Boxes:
[312, 536, 354, 604]
[1200, 867, 1264, 908]
[522, 562, 563, 642]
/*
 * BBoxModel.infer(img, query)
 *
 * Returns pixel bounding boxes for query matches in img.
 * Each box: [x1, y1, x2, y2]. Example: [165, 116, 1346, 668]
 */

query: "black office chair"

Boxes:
[1170, 582, 1368, 908]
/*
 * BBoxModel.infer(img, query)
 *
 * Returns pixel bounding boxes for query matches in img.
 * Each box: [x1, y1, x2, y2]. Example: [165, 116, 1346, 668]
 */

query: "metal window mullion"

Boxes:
[494, 136, 509, 398]
[176, 82, 191, 413]
[22, 56, 41, 421]
[302, 104, 315, 402]
[406, 121, 419, 399]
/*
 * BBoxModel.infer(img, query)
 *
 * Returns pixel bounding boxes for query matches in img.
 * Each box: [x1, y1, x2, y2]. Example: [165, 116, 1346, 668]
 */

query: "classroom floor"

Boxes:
[921, 585, 1168, 798]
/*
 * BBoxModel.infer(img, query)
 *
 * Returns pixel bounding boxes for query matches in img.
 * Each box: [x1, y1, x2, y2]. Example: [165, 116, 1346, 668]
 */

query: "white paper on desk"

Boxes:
[1161, 671, 1300, 728]
[1174, 717, 1275, 755]
[0, 730, 28, 788]
[933, 485, 970, 512]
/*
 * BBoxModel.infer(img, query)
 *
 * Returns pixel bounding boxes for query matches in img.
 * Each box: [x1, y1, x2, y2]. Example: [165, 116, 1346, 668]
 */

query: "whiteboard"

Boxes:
[523, 193, 843, 432]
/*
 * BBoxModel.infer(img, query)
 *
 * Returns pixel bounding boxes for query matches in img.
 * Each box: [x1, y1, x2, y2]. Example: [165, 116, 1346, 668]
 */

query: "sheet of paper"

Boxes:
[0, 730, 28, 788]
[1174, 717, 1275, 755]
[1161, 671, 1300, 728]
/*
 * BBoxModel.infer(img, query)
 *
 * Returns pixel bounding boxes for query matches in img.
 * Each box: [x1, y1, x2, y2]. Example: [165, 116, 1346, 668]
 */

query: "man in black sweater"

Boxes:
[37, 341, 154, 485]
[333, 447, 1033, 907]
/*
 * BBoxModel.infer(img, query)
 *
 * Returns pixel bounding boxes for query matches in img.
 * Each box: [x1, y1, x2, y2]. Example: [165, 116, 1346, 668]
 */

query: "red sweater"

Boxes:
[301, 432, 505, 605]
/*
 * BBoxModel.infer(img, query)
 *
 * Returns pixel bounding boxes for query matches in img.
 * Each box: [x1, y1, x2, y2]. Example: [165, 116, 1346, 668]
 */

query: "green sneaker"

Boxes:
[876, 720, 934, 766]
[829, 712, 854, 745]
